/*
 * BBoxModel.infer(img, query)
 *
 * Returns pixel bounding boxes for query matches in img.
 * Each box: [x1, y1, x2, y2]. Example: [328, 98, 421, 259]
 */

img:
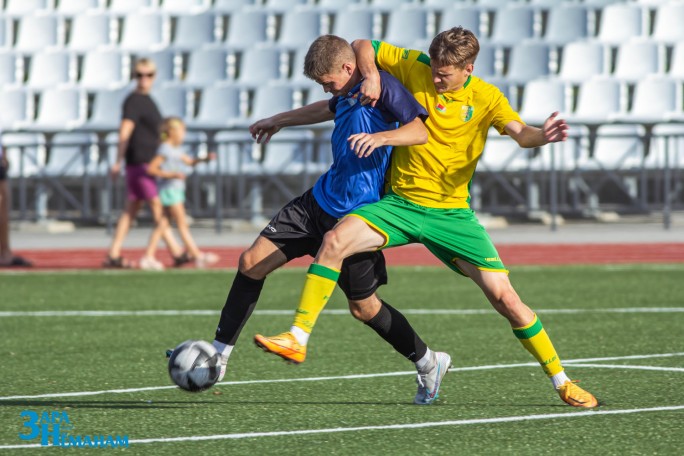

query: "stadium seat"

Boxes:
[289, 47, 311, 84]
[187, 85, 243, 130]
[159, 0, 211, 13]
[331, 9, 376, 42]
[67, 13, 112, 52]
[489, 5, 536, 46]
[577, 124, 645, 172]
[183, 48, 229, 88]
[518, 78, 568, 126]
[318, 0, 364, 8]
[0, 87, 30, 131]
[249, 85, 294, 123]
[119, 12, 168, 52]
[613, 77, 680, 125]
[438, 7, 482, 38]
[212, 0, 257, 13]
[236, 46, 285, 86]
[108, 0, 156, 13]
[652, 3, 684, 44]
[80, 50, 127, 90]
[278, 10, 322, 49]
[262, 0, 311, 11]
[565, 78, 623, 126]
[172, 12, 217, 50]
[137, 49, 176, 83]
[28, 88, 86, 132]
[668, 42, 684, 80]
[543, 4, 589, 45]
[57, 0, 102, 14]
[224, 10, 270, 48]
[473, 43, 498, 79]
[26, 51, 73, 90]
[14, 15, 61, 52]
[0, 14, 7, 49]
[83, 88, 130, 131]
[596, 3, 643, 44]
[383, 7, 428, 49]
[5, 0, 52, 15]
[0, 52, 18, 86]
[613, 41, 661, 82]
[505, 42, 550, 84]
[557, 41, 607, 82]
[151, 85, 191, 119]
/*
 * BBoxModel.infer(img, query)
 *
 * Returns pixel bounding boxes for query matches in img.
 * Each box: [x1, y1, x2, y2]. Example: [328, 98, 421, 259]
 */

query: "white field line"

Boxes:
[1, 352, 682, 402]
[1, 307, 684, 318]
[564, 363, 684, 372]
[1, 405, 683, 449]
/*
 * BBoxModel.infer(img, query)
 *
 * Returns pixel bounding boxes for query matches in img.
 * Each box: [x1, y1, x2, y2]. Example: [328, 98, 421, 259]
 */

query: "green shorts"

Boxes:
[159, 187, 185, 207]
[348, 193, 507, 276]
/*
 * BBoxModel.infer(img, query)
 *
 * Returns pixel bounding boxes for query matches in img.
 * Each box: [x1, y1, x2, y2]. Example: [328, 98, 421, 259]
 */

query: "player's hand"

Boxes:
[110, 162, 121, 179]
[359, 73, 381, 107]
[348, 133, 384, 158]
[249, 118, 281, 145]
[542, 112, 569, 144]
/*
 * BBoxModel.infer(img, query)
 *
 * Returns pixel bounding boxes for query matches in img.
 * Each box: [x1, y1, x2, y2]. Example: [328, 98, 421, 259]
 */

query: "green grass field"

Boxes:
[1, 265, 683, 455]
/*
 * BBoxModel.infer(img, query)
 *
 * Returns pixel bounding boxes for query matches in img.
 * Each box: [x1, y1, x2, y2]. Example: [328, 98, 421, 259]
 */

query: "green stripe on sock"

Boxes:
[513, 317, 543, 340]
[307, 263, 340, 282]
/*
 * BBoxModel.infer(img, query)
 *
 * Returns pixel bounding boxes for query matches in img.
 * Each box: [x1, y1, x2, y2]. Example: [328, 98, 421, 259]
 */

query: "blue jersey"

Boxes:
[313, 71, 428, 218]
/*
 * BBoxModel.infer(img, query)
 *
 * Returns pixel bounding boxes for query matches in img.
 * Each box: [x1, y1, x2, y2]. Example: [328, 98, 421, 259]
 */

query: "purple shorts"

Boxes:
[125, 164, 158, 201]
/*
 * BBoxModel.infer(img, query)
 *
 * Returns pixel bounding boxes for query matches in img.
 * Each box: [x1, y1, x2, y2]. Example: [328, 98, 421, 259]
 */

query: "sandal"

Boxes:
[102, 255, 134, 269]
[173, 252, 192, 268]
[0, 256, 33, 268]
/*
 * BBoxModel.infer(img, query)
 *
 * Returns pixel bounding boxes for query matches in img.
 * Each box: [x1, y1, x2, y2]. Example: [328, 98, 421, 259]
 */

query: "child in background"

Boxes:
[140, 117, 219, 270]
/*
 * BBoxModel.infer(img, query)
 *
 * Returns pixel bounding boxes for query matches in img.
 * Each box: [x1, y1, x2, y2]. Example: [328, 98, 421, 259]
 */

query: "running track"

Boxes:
[8, 243, 684, 270]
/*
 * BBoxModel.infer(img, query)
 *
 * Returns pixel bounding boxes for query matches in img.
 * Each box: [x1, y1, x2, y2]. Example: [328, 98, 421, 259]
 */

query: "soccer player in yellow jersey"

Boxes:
[256, 27, 598, 408]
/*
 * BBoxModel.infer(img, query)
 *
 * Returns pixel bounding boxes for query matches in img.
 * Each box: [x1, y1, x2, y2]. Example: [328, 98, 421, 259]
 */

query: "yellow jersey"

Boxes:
[373, 40, 523, 208]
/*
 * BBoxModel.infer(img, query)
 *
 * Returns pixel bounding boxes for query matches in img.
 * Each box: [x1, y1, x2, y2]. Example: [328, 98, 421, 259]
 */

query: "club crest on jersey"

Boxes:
[435, 102, 447, 113]
[460, 105, 474, 122]
[347, 92, 359, 106]
[401, 49, 409, 59]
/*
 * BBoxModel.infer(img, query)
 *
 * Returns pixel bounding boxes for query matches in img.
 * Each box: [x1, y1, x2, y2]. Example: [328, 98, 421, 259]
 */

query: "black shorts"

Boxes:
[261, 189, 388, 300]
[0, 164, 6, 181]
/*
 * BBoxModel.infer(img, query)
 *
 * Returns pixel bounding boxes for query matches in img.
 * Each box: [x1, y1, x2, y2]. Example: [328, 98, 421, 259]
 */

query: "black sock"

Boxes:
[215, 271, 265, 345]
[364, 300, 428, 362]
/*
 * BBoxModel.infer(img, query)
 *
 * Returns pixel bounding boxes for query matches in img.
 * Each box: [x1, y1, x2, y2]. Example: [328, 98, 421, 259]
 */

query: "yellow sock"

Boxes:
[292, 264, 340, 334]
[513, 314, 564, 377]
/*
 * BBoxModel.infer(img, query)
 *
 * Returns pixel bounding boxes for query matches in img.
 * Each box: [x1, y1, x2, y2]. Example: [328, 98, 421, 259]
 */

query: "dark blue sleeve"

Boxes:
[328, 96, 340, 114]
[376, 71, 428, 125]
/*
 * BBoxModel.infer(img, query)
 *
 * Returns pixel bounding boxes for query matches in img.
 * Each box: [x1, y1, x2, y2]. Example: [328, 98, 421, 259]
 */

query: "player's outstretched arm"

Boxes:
[249, 100, 334, 145]
[348, 118, 428, 158]
[351, 39, 381, 107]
[505, 112, 569, 148]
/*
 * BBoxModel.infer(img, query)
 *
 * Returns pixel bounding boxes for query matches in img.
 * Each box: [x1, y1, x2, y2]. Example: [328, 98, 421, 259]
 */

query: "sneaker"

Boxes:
[414, 351, 452, 405]
[195, 252, 219, 269]
[254, 331, 307, 364]
[165, 349, 228, 382]
[140, 256, 165, 271]
[557, 380, 599, 408]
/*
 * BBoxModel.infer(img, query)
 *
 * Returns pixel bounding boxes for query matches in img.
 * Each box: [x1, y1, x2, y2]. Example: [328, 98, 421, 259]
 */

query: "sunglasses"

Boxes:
[135, 72, 156, 79]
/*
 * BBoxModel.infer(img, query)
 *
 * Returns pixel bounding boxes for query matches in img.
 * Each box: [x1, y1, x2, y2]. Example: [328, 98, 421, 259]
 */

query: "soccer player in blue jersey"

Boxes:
[207, 35, 446, 403]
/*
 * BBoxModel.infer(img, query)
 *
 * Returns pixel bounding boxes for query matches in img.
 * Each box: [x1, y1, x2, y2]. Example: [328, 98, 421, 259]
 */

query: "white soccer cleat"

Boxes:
[414, 351, 452, 405]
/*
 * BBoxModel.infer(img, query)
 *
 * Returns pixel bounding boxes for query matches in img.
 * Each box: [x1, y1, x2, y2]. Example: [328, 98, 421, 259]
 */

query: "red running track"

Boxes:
[7, 243, 684, 270]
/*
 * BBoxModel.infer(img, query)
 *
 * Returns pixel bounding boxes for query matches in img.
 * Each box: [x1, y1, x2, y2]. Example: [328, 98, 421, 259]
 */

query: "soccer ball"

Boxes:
[168, 340, 221, 392]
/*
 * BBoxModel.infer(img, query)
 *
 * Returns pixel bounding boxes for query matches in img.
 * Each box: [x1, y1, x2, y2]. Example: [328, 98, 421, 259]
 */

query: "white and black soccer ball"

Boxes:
[168, 340, 221, 392]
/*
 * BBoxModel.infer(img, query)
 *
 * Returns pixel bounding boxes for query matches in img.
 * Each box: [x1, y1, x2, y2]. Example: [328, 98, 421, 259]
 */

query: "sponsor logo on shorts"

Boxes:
[265, 225, 277, 233]
[484, 257, 501, 263]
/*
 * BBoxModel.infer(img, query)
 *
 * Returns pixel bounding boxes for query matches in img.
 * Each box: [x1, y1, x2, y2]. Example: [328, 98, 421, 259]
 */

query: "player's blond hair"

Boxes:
[134, 57, 157, 72]
[429, 27, 480, 69]
[160, 116, 184, 141]
[303, 35, 355, 80]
